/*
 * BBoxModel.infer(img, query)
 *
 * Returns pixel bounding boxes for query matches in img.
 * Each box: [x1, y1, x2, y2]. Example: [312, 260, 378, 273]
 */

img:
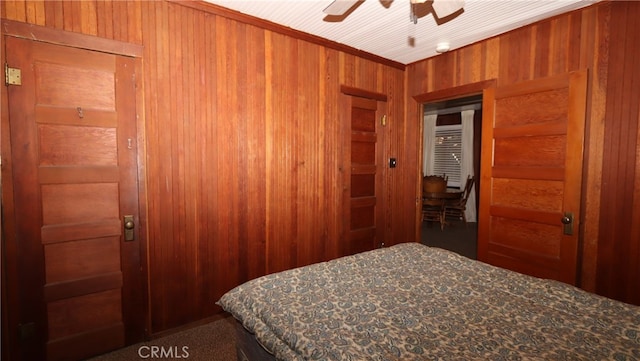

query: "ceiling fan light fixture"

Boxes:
[431, 0, 465, 19]
[323, 0, 361, 16]
[436, 42, 451, 53]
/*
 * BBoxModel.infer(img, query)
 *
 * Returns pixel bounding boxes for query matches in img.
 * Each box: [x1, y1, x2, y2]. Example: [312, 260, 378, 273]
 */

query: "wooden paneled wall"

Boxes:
[4, 0, 638, 341]
[596, 1, 640, 305]
[1, 1, 407, 334]
[405, 1, 640, 306]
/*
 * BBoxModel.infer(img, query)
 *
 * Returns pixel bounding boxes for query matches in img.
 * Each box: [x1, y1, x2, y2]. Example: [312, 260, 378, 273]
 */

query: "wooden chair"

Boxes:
[423, 175, 447, 193]
[422, 175, 447, 230]
[444, 175, 474, 226]
[422, 198, 445, 230]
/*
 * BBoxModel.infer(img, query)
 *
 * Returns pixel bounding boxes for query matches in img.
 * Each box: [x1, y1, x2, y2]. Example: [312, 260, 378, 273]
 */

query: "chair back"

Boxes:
[460, 175, 475, 204]
[423, 175, 447, 194]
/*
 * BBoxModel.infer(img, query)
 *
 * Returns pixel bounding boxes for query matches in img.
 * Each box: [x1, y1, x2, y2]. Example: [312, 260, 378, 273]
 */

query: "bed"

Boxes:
[217, 243, 640, 361]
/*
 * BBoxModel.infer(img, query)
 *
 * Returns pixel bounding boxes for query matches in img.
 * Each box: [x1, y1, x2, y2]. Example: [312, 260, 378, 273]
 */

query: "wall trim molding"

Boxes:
[1, 19, 143, 58]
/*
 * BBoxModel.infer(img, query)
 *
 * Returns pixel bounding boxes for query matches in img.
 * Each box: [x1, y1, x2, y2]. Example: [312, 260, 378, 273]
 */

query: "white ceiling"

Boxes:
[204, 0, 598, 65]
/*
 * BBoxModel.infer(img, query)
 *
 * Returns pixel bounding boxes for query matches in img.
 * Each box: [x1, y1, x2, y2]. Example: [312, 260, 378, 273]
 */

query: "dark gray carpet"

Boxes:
[87, 317, 237, 361]
[421, 221, 477, 259]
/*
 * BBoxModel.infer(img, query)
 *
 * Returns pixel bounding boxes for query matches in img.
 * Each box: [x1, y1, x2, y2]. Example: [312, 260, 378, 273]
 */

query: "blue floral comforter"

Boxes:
[217, 243, 640, 360]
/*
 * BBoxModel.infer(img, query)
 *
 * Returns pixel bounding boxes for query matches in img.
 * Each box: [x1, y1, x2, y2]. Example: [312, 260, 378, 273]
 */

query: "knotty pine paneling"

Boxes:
[406, 1, 640, 306]
[2, 0, 406, 334]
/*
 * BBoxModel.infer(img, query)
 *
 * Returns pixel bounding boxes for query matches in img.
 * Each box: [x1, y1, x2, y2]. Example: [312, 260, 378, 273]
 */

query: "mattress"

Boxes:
[217, 243, 640, 360]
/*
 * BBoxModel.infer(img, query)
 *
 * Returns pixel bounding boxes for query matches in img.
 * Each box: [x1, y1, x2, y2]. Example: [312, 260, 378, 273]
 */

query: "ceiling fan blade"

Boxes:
[323, 0, 361, 16]
[431, 0, 465, 19]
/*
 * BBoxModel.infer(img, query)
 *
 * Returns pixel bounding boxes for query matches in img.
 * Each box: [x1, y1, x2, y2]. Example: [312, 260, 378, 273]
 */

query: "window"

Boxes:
[433, 124, 462, 187]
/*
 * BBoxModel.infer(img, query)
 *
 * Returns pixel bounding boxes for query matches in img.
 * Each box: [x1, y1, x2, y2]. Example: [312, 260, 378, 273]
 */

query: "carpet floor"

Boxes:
[421, 221, 478, 259]
[87, 317, 237, 361]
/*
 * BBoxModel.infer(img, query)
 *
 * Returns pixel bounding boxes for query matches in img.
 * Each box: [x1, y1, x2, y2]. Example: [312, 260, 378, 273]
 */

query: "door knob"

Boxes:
[123, 215, 135, 241]
[561, 212, 574, 235]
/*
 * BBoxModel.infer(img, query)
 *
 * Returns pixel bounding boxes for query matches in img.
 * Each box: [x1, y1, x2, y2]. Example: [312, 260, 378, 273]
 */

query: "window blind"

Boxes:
[433, 125, 462, 187]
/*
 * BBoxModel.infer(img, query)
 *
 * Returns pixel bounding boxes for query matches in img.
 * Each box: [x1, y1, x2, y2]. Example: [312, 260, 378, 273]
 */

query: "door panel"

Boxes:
[343, 95, 386, 256]
[5, 36, 143, 360]
[478, 70, 587, 285]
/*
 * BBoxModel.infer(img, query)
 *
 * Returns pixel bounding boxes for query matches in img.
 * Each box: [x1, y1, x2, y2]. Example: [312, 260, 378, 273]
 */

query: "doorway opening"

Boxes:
[421, 94, 482, 259]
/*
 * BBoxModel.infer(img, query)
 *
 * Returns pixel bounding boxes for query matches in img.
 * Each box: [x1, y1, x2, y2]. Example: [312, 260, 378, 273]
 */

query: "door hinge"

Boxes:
[5, 63, 22, 86]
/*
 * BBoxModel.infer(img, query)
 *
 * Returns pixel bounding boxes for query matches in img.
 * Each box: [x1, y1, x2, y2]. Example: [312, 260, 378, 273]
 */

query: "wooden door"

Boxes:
[4, 37, 144, 360]
[342, 92, 387, 256]
[477, 70, 587, 285]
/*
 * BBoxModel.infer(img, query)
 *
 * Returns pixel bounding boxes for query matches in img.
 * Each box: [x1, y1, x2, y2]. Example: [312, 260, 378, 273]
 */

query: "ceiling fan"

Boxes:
[324, 0, 465, 20]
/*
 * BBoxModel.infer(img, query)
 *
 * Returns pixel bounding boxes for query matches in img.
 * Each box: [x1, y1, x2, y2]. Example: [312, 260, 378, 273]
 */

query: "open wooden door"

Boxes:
[341, 88, 387, 256]
[477, 70, 587, 285]
[3, 36, 145, 360]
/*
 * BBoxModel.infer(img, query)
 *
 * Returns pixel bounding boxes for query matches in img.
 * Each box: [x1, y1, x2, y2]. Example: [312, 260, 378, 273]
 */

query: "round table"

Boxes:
[423, 189, 463, 200]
